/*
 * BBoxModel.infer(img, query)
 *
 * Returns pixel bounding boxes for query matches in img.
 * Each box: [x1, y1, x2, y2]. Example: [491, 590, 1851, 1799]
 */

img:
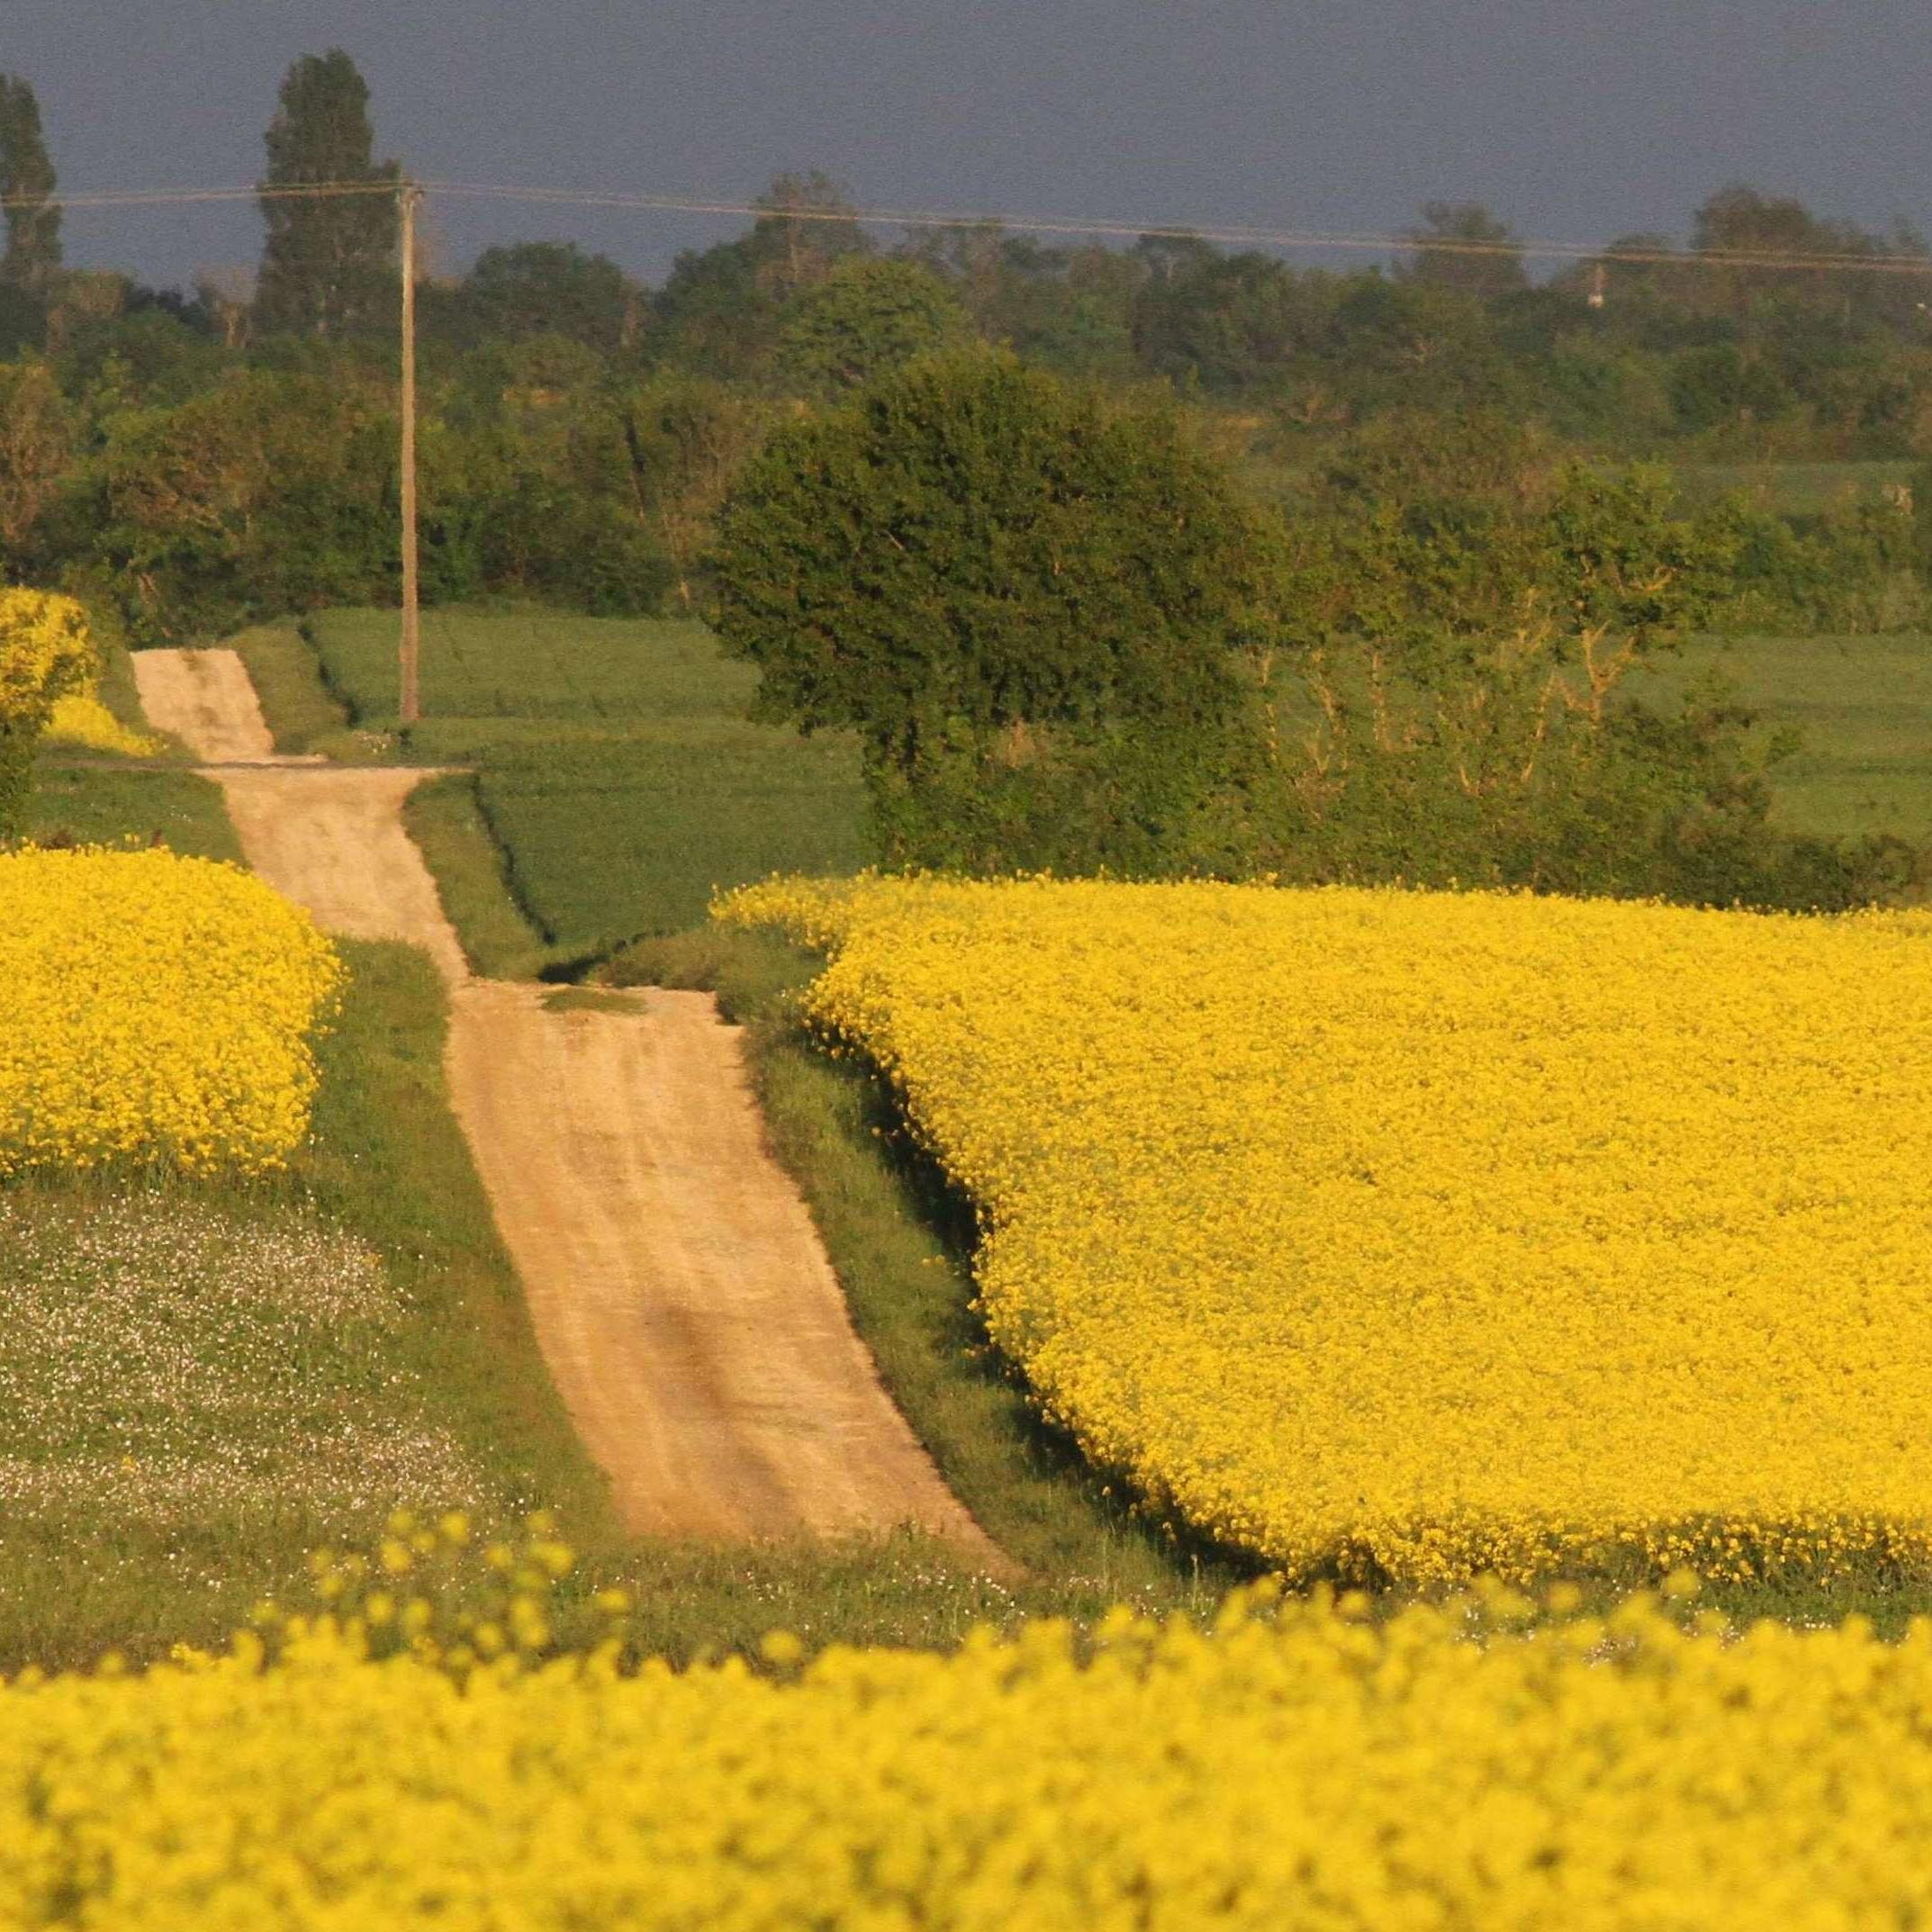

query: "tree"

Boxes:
[616, 374, 773, 607]
[1230, 415, 1910, 909]
[749, 170, 870, 298]
[0, 75, 60, 295]
[0, 360, 73, 559]
[712, 348, 1259, 870]
[777, 256, 970, 393]
[1688, 184, 1932, 330]
[255, 50, 400, 338]
[71, 367, 399, 642]
[1401, 201, 1528, 299]
[456, 241, 642, 353]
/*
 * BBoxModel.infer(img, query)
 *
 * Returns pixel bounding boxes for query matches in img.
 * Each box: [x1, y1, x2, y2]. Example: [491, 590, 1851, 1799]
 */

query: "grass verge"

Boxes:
[402, 772, 553, 979]
[24, 762, 243, 861]
[227, 622, 349, 754]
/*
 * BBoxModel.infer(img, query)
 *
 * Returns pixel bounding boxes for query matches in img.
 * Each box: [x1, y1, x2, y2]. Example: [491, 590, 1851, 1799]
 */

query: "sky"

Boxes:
[5, 0, 1931, 293]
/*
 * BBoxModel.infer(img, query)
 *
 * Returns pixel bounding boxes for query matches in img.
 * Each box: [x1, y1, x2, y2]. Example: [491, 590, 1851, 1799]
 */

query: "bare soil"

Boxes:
[136, 648, 1000, 1557]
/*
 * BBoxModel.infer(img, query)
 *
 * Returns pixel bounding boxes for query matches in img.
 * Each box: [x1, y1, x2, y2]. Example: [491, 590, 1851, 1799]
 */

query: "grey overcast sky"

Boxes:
[4, 0, 1928, 291]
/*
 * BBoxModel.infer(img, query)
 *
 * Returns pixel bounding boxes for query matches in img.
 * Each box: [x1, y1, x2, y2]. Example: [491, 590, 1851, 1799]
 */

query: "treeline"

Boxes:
[0, 49, 1928, 645]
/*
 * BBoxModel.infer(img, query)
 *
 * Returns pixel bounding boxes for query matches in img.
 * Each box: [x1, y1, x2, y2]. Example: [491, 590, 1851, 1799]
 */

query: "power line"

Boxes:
[427, 183, 1932, 276]
[5, 176, 1932, 277]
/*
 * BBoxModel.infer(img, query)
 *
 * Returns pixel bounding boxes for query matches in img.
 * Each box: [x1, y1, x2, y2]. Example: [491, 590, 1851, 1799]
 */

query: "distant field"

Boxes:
[304, 609, 868, 961]
[1639, 632, 1932, 844]
[1666, 459, 1919, 512]
[1235, 452, 1920, 516]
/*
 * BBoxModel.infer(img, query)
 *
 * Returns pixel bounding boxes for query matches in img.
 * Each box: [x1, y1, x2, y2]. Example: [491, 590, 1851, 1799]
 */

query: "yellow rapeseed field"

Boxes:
[6, 1581, 1932, 1927]
[41, 688, 163, 758]
[724, 876, 1932, 1587]
[0, 847, 343, 1174]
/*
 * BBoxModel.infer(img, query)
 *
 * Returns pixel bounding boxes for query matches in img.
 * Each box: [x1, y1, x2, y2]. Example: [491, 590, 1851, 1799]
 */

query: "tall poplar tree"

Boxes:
[0, 74, 61, 293]
[255, 50, 400, 338]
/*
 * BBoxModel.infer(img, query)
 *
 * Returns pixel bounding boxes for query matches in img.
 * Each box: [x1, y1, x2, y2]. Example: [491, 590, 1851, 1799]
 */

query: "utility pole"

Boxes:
[398, 182, 424, 727]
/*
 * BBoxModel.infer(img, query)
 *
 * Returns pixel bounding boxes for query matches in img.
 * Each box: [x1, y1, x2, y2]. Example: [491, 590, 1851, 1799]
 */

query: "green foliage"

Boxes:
[1400, 200, 1529, 298]
[647, 171, 871, 382]
[424, 340, 673, 615]
[615, 374, 774, 608]
[255, 50, 400, 339]
[444, 242, 641, 355]
[1223, 420, 1923, 909]
[777, 257, 971, 394]
[55, 368, 397, 643]
[0, 74, 60, 294]
[714, 349, 1258, 868]
[715, 388, 1918, 908]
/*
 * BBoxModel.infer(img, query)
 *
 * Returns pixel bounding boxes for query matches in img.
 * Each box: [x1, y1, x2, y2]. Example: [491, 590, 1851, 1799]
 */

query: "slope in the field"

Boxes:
[135, 649, 997, 1558]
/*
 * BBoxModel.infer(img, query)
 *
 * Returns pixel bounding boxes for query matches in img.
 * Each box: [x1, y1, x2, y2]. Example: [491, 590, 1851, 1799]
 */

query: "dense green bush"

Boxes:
[713, 348, 1259, 872]
[694, 374, 1165, 871]
[46, 369, 396, 644]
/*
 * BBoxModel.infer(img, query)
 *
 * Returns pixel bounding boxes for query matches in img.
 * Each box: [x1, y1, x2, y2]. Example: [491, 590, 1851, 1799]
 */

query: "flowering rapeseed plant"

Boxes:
[0, 588, 98, 832]
[0, 846, 343, 1174]
[725, 875, 1932, 1587]
[6, 1575, 1932, 1926]
[41, 688, 162, 758]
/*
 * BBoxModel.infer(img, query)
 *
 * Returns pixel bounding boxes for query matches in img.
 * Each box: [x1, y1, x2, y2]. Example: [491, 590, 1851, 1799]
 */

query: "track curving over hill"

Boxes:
[135, 647, 1000, 1555]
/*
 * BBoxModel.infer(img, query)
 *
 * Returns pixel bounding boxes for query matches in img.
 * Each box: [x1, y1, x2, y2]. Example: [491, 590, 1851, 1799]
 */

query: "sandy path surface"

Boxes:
[133, 646, 288, 763]
[140, 648, 998, 1556]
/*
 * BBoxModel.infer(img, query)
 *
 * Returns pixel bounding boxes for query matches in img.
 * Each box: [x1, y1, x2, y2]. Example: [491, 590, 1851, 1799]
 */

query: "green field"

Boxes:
[303, 608, 868, 961]
[1666, 459, 1919, 512]
[1641, 632, 1932, 845]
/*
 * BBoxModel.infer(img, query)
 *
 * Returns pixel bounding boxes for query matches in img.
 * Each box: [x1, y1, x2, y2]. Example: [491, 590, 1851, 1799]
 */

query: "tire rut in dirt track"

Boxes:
[135, 648, 1004, 1561]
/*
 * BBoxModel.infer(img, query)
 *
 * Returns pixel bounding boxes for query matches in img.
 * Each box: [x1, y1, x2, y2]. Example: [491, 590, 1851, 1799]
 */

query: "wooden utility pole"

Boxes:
[398, 183, 424, 727]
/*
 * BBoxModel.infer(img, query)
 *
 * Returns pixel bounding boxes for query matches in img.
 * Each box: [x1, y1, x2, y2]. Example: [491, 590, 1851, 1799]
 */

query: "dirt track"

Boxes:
[138, 648, 998, 1554]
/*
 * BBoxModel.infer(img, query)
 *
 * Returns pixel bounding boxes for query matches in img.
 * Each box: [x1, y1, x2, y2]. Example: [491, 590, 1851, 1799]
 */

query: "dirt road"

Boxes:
[138, 648, 998, 1554]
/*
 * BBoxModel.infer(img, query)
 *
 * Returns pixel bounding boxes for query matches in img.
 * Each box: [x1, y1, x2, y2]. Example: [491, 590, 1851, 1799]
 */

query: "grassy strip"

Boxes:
[402, 772, 553, 979]
[95, 636, 150, 737]
[25, 763, 243, 861]
[605, 929, 1246, 1606]
[227, 622, 350, 754]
